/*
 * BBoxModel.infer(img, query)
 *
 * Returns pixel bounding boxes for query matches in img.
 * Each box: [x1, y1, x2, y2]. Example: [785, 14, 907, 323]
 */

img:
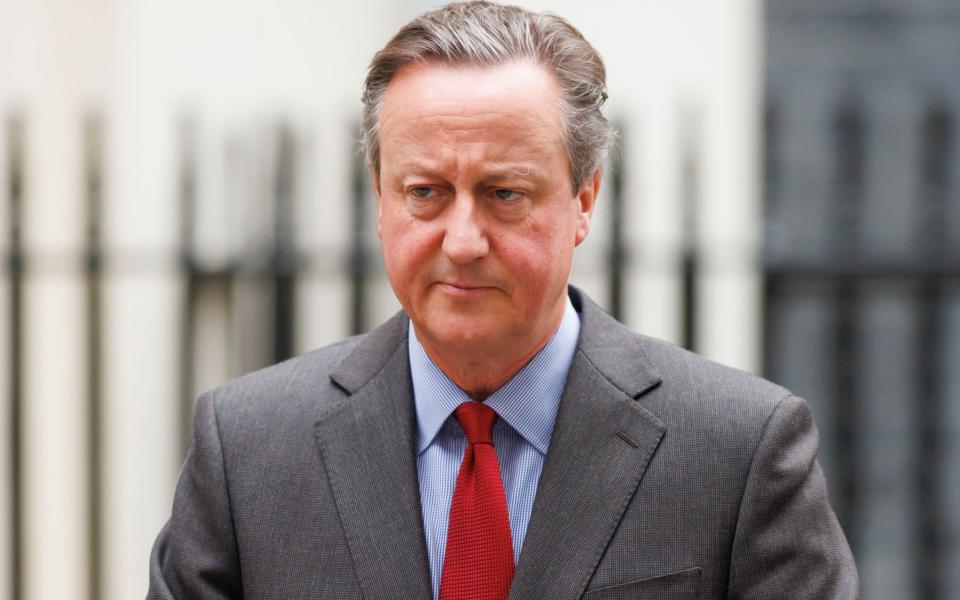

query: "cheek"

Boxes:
[380, 218, 437, 283]
[498, 227, 573, 296]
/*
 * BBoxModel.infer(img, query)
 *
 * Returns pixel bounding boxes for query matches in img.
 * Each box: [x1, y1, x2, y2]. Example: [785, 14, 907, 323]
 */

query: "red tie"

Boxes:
[439, 402, 514, 600]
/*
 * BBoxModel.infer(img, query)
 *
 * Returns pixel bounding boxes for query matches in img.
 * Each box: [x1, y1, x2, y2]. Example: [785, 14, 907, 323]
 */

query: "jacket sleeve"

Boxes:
[148, 391, 244, 599]
[727, 394, 859, 599]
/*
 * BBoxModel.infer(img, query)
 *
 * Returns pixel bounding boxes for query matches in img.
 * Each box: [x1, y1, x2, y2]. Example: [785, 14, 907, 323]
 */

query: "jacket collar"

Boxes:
[328, 286, 663, 399]
[319, 286, 666, 600]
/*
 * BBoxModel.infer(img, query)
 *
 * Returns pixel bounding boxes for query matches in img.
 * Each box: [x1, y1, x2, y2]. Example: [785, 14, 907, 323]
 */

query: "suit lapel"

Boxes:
[508, 290, 666, 600]
[315, 314, 433, 600]
[313, 290, 664, 600]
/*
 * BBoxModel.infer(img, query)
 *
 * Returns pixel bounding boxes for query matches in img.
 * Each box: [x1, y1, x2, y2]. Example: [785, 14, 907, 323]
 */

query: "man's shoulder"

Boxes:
[204, 309, 409, 416]
[575, 289, 792, 420]
[224, 334, 360, 388]
[598, 323, 804, 467]
[576, 289, 795, 449]
[632, 332, 791, 416]
[199, 332, 374, 429]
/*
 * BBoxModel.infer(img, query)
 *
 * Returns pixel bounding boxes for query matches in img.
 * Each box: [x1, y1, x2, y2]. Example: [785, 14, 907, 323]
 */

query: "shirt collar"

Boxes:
[409, 296, 580, 456]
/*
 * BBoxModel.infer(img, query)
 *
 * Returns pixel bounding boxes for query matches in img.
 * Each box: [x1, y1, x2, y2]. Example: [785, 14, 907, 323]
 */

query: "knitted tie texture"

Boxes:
[439, 402, 514, 600]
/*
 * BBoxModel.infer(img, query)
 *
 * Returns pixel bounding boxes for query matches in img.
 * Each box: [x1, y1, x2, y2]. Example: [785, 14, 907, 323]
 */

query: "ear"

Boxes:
[574, 168, 601, 246]
[370, 166, 384, 239]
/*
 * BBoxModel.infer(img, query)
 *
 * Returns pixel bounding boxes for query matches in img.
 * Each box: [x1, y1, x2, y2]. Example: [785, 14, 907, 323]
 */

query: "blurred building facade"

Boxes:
[3, 0, 957, 599]
[764, 1, 960, 598]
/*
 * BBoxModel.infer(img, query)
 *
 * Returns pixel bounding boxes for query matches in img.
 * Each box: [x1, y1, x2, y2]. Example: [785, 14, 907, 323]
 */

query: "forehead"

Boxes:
[378, 60, 565, 163]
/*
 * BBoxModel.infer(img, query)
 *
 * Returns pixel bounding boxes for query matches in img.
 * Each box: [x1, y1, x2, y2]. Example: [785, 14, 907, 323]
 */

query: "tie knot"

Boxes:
[454, 402, 497, 445]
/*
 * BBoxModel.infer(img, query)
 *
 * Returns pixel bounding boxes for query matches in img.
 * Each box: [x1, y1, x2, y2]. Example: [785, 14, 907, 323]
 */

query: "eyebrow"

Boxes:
[393, 162, 548, 182]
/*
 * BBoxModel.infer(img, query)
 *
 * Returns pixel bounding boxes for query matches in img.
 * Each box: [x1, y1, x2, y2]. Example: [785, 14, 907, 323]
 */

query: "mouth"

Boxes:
[435, 281, 498, 297]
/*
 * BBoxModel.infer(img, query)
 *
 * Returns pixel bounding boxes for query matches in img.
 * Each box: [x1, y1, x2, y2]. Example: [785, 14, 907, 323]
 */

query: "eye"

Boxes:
[493, 189, 523, 202]
[410, 186, 435, 198]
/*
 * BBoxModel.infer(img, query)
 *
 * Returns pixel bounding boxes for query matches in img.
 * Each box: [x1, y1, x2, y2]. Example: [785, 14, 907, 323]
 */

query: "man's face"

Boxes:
[375, 60, 597, 362]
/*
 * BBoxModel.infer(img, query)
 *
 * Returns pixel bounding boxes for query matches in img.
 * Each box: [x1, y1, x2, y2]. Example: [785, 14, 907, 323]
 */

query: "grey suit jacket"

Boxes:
[149, 287, 858, 599]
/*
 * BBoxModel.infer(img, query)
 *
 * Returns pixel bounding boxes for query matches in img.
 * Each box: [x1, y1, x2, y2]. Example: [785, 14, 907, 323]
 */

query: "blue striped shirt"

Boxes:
[409, 298, 580, 600]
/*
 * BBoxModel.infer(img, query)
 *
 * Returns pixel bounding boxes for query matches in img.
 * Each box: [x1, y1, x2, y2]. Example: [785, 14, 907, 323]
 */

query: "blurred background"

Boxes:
[0, 0, 957, 598]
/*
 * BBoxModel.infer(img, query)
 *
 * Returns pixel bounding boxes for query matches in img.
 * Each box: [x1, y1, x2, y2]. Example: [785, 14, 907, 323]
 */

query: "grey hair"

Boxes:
[361, 0, 615, 191]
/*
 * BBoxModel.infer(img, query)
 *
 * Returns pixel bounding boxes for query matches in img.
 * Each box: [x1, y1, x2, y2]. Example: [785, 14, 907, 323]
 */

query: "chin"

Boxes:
[421, 315, 505, 350]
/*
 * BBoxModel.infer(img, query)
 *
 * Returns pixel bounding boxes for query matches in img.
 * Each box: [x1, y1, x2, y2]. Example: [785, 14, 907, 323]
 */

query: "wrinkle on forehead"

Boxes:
[379, 61, 564, 145]
[383, 135, 555, 186]
[385, 59, 561, 109]
[382, 91, 562, 179]
[376, 60, 570, 187]
[383, 101, 560, 145]
[390, 155, 548, 185]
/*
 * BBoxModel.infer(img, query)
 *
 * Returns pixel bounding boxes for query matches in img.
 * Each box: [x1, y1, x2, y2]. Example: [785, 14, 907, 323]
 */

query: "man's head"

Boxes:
[364, 2, 613, 393]
[362, 1, 614, 193]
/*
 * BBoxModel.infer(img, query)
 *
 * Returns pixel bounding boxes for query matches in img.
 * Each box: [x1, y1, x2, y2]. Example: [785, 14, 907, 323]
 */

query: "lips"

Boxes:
[435, 281, 497, 296]
[440, 281, 492, 290]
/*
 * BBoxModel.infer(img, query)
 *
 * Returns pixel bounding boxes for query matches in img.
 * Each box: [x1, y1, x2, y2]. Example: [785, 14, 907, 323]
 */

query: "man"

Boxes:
[149, 2, 858, 599]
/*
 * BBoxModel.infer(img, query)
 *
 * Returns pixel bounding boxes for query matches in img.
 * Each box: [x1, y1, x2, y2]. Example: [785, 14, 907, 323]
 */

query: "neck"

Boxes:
[414, 304, 566, 400]
[423, 338, 551, 401]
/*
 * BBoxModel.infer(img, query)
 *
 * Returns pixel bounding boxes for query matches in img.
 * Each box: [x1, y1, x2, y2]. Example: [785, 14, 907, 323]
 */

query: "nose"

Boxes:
[441, 195, 489, 264]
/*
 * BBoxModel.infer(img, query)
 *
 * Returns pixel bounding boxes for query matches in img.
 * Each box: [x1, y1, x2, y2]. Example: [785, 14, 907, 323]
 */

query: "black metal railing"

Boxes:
[5, 112, 24, 600]
[764, 94, 959, 600]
